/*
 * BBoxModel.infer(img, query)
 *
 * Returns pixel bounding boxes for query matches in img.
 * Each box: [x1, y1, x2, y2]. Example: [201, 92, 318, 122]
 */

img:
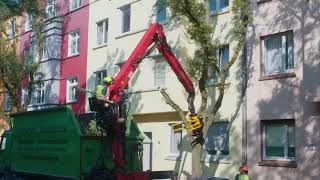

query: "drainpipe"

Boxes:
[242, 43, 248, 165]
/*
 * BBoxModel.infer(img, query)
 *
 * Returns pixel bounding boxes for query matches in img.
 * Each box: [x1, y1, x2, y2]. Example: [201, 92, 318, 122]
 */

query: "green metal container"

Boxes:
[0, 106, 144, 180]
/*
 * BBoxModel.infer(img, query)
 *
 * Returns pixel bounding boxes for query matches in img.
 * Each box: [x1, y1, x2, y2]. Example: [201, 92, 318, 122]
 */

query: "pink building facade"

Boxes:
[245, 0, 320, 179]
[19, 0, 89, 115]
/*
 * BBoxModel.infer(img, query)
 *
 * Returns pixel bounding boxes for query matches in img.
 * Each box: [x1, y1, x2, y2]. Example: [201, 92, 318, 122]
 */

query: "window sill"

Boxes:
[93, 43, 108, 50]
[156, 20, 168, 26]
[164, 154, 181, 161]
[258, 160, 297, 168]
[207, 79, 231, 88]
[259, 72, 296, 81]
[201, 155, 230, 163]
[257, 0, 272, 5]
[66, 100, 78, 104]
[210, 8, 230, 16]
[69, 6, 82, 13]
[65, 54, 80, 60]
[115, 28, 147, 39]
[28, 103, 46, 107]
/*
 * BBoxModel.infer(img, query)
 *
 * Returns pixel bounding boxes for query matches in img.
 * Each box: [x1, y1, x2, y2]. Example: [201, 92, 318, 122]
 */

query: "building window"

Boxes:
[66, 77, 78, 103]
[8, 17, 16, 39]
[3, 91, 11, 112]
[95, 70, 108, 86]
[262, 120, 295, 160]
[42, 37, 48, 60]
[208, 45, 229, 85]
[70, 0, 81, 11]
[46, 0, 56, 19]
[23, 48, 33, 66]
[21, 89, 28, 106]
[217, 45, 229, 72]
[210, 0, 229, 14]
[169, 123, 182, 156]
[154, 58, 166, 87]
[262, 31, 294, 76]
[97, 19, 108, 46]
[156, 0, 167, 23]
[120, 5, 131, 33]
[24, 14, 31, 32]
[68, 31, 80, 56]
[204, 122, 229, 157]
[36, 83, 45, 104]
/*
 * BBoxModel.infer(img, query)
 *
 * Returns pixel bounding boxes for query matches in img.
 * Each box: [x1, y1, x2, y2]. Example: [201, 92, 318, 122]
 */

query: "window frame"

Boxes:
[35, 82, 45, 105]
[95, 70, 108, 86]
[68, 30, 80, 57]
[69, 0, 82, 11]
[260, 119, 296, 164]
[260, 30, 295, 81]
[24, 13, 31, 32]
[210, 0, 230, 15]
[42, 37, 48, 60]
[3, 91, 11, 112]
[202, 121, 230, 162]
[21, 88, 28, 106]
[66, 77, 78, 103]
[207, 45, 229, 85]
[96, 19, 108, 46]
[155, 0, 167, 24]
[153, 57, 166, 88]
[46, 0, 56, 19]
[165, 123, 182, 160]
[120, 4, 131, 33]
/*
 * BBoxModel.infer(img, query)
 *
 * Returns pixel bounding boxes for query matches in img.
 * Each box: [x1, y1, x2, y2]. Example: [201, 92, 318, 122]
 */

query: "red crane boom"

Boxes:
[108, 23, 195, 114]
[101, 23, 201, 180]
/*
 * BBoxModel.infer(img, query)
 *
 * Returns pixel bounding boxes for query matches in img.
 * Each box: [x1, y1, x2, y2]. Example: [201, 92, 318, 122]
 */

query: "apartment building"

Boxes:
[19, 0, 89, 114]
[245, 0, 320, 179]
[86, 0, 244, 179]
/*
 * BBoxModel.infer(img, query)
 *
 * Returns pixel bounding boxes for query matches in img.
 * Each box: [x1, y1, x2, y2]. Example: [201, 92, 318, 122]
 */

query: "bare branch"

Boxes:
[160, 89, 195, 140]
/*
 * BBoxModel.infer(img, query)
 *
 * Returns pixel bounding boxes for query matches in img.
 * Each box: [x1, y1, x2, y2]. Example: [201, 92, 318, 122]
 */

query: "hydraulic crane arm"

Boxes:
[108, 23, 195, 114]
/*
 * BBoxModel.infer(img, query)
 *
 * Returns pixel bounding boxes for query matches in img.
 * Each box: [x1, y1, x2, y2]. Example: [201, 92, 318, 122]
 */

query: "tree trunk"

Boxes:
[191, 143, 203, 180]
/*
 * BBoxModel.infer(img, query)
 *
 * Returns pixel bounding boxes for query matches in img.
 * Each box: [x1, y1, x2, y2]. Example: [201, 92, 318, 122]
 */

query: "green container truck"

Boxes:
[0, 106, 145, 180]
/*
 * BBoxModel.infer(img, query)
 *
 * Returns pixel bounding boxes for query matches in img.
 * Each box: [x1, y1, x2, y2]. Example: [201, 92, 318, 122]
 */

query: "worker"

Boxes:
[235, 164, 250, 180]
[94, 76, 114, 105]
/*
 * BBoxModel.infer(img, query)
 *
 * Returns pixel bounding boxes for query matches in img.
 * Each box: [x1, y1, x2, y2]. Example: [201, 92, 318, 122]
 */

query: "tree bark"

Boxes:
[191, 143, 203, 180]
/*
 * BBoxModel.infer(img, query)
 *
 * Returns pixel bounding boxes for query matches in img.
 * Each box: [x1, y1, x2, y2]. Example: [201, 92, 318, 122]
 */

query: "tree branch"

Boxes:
[183, 0, 201, 27]
[203, 31, 246, 139]
[160, 89, 194, 141]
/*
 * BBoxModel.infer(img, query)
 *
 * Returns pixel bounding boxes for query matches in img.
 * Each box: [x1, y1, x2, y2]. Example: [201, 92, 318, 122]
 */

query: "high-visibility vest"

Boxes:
[235, 173, 250, 180]
[94, 85, 107, 97]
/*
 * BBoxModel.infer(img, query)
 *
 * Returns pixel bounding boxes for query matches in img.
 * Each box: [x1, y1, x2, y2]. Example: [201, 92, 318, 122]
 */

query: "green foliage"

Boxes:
[0, 0, 47, 112]
[85, 120, 103, 136]
[231, 0, 252, 40]
[157, 0, 251, 84]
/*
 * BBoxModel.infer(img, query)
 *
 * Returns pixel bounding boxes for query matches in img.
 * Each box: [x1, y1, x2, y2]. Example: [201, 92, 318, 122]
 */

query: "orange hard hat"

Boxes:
[240, 165, 248, 173]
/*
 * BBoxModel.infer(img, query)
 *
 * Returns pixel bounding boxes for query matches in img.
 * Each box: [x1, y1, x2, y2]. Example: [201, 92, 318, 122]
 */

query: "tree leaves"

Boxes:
[0, 0, 46, 112]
